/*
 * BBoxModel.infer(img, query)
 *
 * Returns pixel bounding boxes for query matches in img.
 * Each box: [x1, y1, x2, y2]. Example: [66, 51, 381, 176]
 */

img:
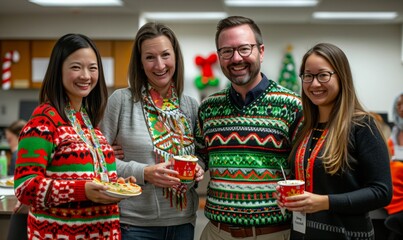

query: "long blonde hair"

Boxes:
[295, 43, 377, 175]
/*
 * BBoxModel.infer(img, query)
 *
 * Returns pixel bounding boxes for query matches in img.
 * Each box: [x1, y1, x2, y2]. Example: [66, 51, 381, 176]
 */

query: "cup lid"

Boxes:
[173, 155, 198, 161]
[277, 180, 305, 186]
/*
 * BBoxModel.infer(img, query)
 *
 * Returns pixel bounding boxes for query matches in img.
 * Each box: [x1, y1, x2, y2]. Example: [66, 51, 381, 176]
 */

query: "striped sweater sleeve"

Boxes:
[14, 104, 88, 209]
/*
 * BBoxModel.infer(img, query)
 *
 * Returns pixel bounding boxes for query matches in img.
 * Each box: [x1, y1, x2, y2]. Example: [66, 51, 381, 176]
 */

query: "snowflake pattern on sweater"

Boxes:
[195, 79, 303, 226]
[14, 103, 120, 240]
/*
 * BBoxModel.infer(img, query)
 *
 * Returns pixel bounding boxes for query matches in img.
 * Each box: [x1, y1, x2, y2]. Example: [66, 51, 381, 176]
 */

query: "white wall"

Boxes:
[0, 14, 402, 126]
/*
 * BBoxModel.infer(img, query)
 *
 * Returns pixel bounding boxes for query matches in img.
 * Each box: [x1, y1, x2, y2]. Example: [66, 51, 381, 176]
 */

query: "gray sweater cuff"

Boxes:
[116, 159, 148, 185]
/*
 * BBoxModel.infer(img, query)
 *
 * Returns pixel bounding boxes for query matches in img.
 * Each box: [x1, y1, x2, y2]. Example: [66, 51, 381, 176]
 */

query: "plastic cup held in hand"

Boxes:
[277, 179, 305, 216]
[173, 155, 198, 183]
[278, 180, 305, 204]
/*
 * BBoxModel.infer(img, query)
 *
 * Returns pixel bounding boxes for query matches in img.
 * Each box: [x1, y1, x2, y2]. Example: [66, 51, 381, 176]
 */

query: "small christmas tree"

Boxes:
[278, 45, 300, 94]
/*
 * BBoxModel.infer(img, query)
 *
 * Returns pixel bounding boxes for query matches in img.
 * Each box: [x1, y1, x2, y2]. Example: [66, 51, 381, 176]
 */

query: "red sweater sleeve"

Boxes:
[14, 104, 90, 208]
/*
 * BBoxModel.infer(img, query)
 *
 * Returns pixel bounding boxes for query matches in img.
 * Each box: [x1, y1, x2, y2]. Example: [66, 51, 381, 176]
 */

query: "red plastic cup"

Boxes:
[277, 180, 305, 204]
[173, 155, 198, 183]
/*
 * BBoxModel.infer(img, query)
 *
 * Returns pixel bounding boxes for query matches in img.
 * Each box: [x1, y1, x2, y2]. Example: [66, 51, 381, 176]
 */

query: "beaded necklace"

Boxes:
[65, 103, 109, 182]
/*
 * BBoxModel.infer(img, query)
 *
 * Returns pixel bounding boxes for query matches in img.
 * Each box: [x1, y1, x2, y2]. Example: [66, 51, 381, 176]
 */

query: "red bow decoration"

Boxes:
[194, 53, 219, 90]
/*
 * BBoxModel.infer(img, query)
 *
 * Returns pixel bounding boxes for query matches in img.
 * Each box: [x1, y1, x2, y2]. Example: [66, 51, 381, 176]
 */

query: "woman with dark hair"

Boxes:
[14, 33, 129, 240]
[5, 119, 26, 175]
[278, 43, 392, 239]
[100, 22, 203, 240]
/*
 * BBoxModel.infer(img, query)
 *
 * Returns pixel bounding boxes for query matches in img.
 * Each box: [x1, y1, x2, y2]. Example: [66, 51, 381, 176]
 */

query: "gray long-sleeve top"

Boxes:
[100, 88, 200, 227]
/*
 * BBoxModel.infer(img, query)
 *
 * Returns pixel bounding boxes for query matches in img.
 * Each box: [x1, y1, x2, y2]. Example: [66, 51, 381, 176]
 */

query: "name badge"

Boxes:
[293, 211, 306, 234]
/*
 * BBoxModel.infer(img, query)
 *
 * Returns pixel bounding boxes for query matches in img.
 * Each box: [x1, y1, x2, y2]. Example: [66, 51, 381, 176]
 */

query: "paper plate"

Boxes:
[0, 178, 14, 188]
[103, 190, 142, 199]
[93, 179, 142, 199]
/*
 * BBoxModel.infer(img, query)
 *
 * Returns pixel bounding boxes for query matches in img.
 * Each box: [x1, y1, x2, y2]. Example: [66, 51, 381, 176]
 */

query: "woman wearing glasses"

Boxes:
[277, 43, 392, 239]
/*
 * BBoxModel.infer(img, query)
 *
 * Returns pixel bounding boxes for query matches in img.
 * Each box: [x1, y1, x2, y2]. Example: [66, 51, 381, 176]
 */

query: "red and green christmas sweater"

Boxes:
[14, 103, 121, 240]
[195, 79, 303, 226]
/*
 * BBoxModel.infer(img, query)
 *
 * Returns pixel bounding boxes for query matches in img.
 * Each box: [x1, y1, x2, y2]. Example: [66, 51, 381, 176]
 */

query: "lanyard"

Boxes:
[65, 103, 109, 182]
[295, 128, 328, 192]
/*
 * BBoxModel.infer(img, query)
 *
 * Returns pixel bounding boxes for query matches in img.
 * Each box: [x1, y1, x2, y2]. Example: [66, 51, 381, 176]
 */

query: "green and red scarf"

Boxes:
[142, 83, 194, 210]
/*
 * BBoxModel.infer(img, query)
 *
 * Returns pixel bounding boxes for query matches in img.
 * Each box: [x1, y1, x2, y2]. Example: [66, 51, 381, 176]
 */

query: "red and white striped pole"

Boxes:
[2, 50, 20, 90]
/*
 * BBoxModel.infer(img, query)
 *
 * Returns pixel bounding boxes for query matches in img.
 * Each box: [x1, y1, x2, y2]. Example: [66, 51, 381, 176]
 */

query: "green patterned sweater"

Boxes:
[195, 79, 303, 226]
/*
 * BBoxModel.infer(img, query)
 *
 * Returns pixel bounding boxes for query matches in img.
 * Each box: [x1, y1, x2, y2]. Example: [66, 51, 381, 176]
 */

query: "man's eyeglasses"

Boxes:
[217, 44, 257, 60]
[300, 71, 336, 83]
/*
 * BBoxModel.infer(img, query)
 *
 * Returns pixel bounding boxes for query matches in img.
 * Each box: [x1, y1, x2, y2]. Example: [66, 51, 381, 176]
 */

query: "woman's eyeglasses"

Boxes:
[300, 71, 336, 83]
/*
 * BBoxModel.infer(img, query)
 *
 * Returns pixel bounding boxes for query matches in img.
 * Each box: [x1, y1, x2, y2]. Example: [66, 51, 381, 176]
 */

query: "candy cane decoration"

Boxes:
[2, 50, 20, 90]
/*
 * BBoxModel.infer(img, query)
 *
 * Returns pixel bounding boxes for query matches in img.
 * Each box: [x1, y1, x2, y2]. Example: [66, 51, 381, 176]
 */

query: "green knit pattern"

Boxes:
[196, 80, 302, 226]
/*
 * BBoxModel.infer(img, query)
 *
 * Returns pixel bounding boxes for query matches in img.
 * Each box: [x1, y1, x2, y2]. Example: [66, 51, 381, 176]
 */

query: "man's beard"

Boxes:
[223, 62, 260, 87]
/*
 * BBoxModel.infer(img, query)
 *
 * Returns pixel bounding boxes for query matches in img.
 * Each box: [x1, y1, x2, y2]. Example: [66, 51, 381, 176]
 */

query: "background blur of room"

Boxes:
[0, 1, 402, 239]
[1, 0, 402, 128]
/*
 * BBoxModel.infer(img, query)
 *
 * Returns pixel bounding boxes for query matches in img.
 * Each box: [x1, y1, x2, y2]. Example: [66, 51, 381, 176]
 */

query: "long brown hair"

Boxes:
[128, 22, 185, 102]
[295, 43, 376, 174]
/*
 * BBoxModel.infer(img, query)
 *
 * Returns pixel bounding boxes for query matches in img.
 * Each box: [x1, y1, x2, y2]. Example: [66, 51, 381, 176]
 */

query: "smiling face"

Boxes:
[62, 47, 98, 111]
[302, 53, 340, 120]
[141, 35, 176, 97]
[217, 24, 263, 90]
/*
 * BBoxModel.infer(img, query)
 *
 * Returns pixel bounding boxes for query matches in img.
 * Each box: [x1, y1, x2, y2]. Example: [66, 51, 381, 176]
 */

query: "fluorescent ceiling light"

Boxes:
[225, 0, 318, 7]
[313, 12, 398, 20]
[142, 12, 228, 21]
[29, 0, 123, 7]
